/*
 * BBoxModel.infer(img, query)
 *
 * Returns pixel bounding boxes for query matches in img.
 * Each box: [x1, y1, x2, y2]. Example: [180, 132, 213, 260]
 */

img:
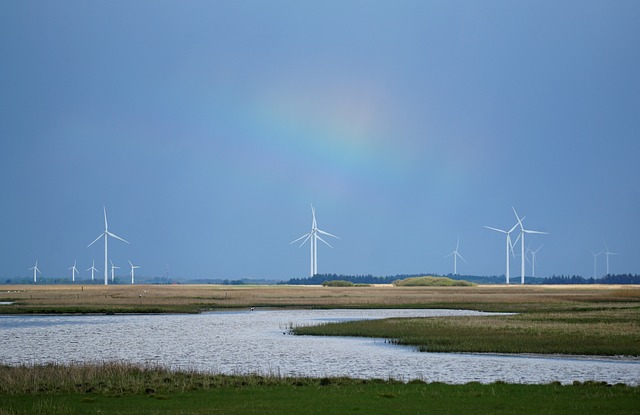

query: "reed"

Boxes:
[0, 363, 638, 415]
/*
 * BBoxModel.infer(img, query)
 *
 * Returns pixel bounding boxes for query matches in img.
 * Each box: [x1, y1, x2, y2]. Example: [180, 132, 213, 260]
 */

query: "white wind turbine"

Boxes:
[87, 260, 98, 281]
[445, 236, 466, 275]
[88, 207, 129, 285]
[485, 222, 520, 284]
[110, 260, 120, 282]
[526, 245, 543, 278]
[587, 249, 603, 278]
[602, 241, 620, 276]
[29, 260, 41, 283]
[68, 260, 79, 283]
[512, 207, 548, 285]
[291, 204, 339, 277]
[128, 260, 140, 285]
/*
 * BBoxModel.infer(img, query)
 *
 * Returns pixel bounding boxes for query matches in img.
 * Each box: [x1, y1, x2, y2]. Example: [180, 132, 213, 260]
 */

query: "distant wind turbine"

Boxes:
[68, 260, 79, 283]
[587, 249, 603, 278]
[110, 260, 120, 283]
[602, 241, 620, 276]
[445, 236, 466, 275]
[29, 260, 41, 283]
[88, 207, 129, 285]
[512, 207, 548, 284]
[526, 245, 543, 278]
[87, 260, 98, 281]
[484, 222, 520, 284]
[291, 204, 339, 276]
[128, 260, 140, 285]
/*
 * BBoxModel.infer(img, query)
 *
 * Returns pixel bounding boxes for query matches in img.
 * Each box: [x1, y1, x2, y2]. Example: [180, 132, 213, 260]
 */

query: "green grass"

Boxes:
[0, 364, 638, 415]
[293, 307, 640, 356]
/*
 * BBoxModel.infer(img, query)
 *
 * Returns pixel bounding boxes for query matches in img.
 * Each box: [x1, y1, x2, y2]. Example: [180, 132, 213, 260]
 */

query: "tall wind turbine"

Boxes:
[88, 207, 129, 285]
[128, 260, 140, 285]
[87, 260, 98, 281]
[587, 249, 603, 278]
[68, 260, 79, 283]
[291, 204, 339, 276]
[602, 241, 620, 276]
[527, 245, 543, 278]
[29, 260, 41, 283]
[512, 207, 548, 284]
[485, 222, 519, 284]
[445, 236, 466, 275]
[110, 260, 120, 283]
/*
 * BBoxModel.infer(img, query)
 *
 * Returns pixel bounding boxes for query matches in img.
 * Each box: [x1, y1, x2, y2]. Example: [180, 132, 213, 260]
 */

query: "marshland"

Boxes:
[1, 284, 639, 414]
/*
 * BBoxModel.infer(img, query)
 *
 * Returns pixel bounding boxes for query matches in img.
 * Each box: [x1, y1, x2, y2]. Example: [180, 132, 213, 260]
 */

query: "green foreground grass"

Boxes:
[0, 363, 638, 415]
[293, 307, 640, 356]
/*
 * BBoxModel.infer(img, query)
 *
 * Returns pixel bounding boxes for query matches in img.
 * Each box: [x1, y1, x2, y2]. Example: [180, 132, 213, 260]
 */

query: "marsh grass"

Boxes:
[0, 364, 638, 415]
[293, 307, 640, 355]
[2, 284, 639, 314]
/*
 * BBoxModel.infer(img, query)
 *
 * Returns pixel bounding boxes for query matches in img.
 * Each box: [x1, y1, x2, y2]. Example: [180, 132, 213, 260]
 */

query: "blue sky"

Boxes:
[1, 1, 639, 281]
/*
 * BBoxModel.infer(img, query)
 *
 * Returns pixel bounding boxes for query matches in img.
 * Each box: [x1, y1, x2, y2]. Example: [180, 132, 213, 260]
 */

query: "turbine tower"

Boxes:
[484, 222, 519, 284]
[291, 204, 339, 276]
[29, 260, 41, 283]
[527, 245, 543, 278]
[110, 260, 120, 283]
[88, 207, 129, 285]
[87, 260, 98, 281]
[602, 241, 620, 276]
[587, 249, 603, 278]
[68, 260, 79, 283]
[512, 207, 548, 284]
[445, 236, 466, 275]
[128, 260, 140, 285]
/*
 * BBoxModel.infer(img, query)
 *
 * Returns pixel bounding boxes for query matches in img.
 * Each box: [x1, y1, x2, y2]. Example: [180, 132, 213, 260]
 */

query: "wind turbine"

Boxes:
[87, 260, 98, 281]
[526, 245, 543, 278]
[110, 260, 120, 283]
[68, 260, 79, 283]
[512, 207, 548, 284]
[291, 204, 339, 276]
[88, 206, 129, 285]
[587, 249, 603, 278]
[128, 260, 140, 285]
[602, 241, 620, 276]
[29, 260, 41, 283]
[485, 222, 520, 284]
[445, 236, 466, 275]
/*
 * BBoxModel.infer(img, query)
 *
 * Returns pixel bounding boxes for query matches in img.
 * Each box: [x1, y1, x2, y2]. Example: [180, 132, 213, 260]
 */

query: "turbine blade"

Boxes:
[316, 234, 333, 248]
[103, 206, 108, 230]
[523, 230, 548, 235]
[107, 231, 130, 244]
[484, 226, 506, 234]
[317, 229, 339, 239]
[291, 233, 310, 244]
[298, 234, 312, 247]
[87, 233, 104, 247]
[456, 252, 467, 263]
[508, 222, 520, 234]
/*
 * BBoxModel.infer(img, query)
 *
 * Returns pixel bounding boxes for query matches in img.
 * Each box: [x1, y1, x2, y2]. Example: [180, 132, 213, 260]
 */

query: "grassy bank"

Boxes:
[0, 363, 638, 415]
[293, 307, 640, 356]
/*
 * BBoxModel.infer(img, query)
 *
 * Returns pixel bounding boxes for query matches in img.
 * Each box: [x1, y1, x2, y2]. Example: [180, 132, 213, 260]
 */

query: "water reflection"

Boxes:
[0, 309, 638, 385]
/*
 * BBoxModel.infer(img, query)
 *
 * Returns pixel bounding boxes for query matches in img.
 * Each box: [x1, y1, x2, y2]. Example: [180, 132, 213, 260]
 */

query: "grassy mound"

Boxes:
[393, 276, 475, 287]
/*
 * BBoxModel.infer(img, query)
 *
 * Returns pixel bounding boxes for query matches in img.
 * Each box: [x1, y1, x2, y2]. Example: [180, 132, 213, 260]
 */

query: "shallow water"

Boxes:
[0, 309, 638, 385]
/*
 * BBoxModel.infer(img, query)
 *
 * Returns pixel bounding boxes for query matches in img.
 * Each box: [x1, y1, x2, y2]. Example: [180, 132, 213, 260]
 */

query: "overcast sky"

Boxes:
[1, 0, 639, 282]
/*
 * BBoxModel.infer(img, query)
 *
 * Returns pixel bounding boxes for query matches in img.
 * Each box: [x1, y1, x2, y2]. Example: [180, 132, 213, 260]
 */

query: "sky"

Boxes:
[1, 0, 639, 282]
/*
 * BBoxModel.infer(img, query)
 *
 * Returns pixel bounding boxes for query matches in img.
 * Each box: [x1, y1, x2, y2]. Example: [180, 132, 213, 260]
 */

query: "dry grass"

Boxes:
[1, 284, 639, 313]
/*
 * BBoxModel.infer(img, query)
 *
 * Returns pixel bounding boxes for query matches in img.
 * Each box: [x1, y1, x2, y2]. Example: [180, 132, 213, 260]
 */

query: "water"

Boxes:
[0, 309, 638, 385]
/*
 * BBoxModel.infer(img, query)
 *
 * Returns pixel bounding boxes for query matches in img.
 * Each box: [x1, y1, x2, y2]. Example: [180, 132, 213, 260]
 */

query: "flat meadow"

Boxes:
[1, 284, 639, 414]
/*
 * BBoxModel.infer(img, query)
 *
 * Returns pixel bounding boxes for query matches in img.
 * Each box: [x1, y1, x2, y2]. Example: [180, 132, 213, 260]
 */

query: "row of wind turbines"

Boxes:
[292, 205, 621, 283]
[29, 207, 140, 285]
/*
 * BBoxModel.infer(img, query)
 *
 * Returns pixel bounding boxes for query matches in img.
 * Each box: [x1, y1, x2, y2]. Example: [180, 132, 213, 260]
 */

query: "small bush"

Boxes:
[322, 280, 355, 287]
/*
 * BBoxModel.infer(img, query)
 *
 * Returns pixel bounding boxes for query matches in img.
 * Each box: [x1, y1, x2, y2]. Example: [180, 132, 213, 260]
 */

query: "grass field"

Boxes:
[2, 283, 639, 314]
[0, 363, 638, 415]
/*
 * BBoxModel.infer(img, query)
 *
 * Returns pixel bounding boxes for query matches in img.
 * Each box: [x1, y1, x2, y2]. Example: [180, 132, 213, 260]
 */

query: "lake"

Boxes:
[0, 309, 638, 384]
